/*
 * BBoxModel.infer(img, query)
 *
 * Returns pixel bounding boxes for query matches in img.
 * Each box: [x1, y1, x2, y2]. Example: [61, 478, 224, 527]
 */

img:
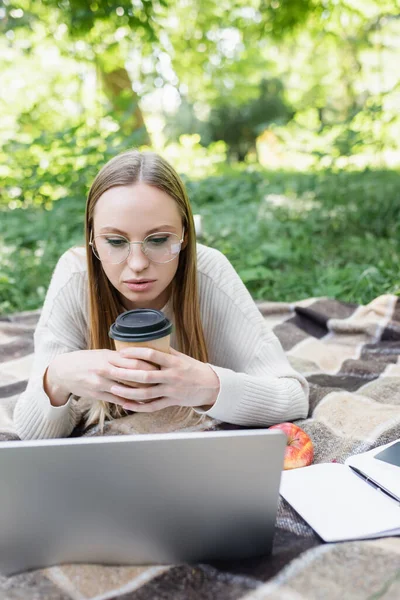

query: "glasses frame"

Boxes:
[89, 227, 185, 265]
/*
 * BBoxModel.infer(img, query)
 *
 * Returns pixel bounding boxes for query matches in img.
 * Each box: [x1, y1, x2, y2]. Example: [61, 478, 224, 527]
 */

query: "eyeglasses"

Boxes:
[89, 228, 185, 265]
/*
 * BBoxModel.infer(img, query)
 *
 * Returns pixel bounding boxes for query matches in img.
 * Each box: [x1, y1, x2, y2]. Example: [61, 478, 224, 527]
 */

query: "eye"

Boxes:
[105, 237, 128, 247]
[147, 235, 170, 246]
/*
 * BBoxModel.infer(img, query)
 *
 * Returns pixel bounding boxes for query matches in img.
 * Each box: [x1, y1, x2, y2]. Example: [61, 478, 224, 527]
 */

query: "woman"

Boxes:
[14, 150, 309, 439]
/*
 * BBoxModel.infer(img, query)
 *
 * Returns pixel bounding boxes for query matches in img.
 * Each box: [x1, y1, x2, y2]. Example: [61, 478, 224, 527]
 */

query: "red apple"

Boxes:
[269, 422, 314, 470]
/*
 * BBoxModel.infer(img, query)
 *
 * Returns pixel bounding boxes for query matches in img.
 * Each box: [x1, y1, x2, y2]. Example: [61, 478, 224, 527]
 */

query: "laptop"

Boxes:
[0, 428, 286, 575]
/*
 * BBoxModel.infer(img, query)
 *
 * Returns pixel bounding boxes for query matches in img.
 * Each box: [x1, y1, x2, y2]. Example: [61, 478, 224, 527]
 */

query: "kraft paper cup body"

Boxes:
[113, 336, 170, 390]
[113, 334, 170, 354]
[110, 309, 172, 393]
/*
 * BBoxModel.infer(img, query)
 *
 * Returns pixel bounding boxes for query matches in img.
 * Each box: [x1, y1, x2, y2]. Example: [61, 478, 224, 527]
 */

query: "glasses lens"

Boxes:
[93, 235, 130, 264]
[143, 233, 182, 263]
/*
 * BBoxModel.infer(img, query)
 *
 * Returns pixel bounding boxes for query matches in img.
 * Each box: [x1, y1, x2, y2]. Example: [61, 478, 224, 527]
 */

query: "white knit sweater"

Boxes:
[14, 243, 309, 439]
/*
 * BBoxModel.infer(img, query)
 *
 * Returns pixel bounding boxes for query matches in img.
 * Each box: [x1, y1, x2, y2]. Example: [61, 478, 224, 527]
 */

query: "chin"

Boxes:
[122, 292, 162, 311]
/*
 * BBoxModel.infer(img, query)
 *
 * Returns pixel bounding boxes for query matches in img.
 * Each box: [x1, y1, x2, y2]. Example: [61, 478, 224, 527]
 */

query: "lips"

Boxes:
[124, 279, 155, 284]
[124, 279, 156, 293]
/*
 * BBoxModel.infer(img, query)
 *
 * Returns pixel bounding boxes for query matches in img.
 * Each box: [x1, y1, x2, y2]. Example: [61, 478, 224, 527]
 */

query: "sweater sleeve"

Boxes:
[13, 250, 88, 440]
[195, 248, 309, 426]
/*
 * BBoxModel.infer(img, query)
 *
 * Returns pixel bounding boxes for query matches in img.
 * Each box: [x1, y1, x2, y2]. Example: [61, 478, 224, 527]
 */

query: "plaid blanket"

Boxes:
[1, 295, 400, 599]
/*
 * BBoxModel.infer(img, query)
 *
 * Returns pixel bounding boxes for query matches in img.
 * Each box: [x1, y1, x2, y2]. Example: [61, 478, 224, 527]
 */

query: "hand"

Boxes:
[45, 349, 158, 408]
[108, 347, 220, 413]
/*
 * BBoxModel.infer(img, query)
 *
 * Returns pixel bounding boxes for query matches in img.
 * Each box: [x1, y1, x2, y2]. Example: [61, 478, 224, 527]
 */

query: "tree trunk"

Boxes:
[99, 66, 151, 146]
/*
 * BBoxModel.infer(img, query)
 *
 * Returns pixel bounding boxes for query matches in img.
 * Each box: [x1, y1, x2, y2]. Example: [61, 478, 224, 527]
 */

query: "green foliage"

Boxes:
[1, 166, 400, 315]
[0, 197, 85, 314]
[165, 79, 293, 161]
[0, 114, 146, 209]
[259, 0, 323, 38]
[3, 0, 162, 39]
[1, 0, 400, 315]
[208, 78, 293, 160]
[188, 167, 400, 303]
[163, 100, 212, 147]
[53, 0, 160, 38]
[3, 0, 400, 169]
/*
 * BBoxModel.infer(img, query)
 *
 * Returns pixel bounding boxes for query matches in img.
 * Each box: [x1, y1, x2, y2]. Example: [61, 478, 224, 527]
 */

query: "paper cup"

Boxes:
[109, 309, 172, 392]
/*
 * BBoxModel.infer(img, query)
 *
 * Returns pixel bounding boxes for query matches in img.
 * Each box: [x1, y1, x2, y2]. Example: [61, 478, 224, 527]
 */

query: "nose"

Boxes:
[126, 243, 150, 272]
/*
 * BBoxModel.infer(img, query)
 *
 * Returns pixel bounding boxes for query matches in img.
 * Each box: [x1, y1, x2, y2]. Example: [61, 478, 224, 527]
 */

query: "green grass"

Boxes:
[188, 168, 400, 303]
[1, 167, 400, 315]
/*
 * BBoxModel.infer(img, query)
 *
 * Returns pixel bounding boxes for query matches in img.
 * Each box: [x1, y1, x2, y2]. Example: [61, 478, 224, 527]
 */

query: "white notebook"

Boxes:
[280, 439, 400, 542]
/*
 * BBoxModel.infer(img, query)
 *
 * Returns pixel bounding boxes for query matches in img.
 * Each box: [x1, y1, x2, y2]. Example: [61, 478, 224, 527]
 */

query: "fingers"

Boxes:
[91, 388, 175, 414]
[109, 367, 170, 386]
[94, 391, 131, 408]
[110, 383, 170, 402]
[102, 357, 160, 388]
[121, 397, 176, 413]
[108, 356, 159, 372]
[168, 347, 184, 357]
[85, 388, 178, 414]
[118, 347, 174, 368]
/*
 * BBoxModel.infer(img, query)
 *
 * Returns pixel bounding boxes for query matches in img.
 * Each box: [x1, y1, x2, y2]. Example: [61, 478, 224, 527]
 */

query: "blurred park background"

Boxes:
[1, 0, 400, 315]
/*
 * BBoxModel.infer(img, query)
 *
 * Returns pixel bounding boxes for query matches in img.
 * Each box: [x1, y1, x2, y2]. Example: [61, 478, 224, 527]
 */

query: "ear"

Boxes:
[181, 229, 189, 250]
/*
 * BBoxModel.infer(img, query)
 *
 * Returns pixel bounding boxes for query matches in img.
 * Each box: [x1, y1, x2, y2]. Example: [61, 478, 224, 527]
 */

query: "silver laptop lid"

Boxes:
[0, 429, 286, 575]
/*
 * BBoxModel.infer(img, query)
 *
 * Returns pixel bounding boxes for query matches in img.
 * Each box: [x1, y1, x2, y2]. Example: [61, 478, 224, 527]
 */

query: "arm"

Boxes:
[44, 353, 74, 407]
[199, 335, 309, 426]
[194, 250, 309, 426]
[13, 325, 82, 439]
[13, 251, 87, 439]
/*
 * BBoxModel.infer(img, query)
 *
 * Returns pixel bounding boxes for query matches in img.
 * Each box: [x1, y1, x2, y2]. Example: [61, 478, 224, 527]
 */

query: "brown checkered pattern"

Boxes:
[1, 295, 399, 599]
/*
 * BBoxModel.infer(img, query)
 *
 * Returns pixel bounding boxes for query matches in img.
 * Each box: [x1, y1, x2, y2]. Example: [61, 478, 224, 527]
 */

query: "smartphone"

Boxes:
[375, 441, 400, 467]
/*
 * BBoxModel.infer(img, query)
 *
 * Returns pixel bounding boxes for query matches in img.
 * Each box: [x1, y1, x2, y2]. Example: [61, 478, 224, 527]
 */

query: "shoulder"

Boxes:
[49, 246, 88, 290]
[195, 243, 269, 339]
[56, 246, 87, 275]
[195, 243, 274, 344]
[196, 243, 240, 291]
[43, 246, 87, 313]
[196, 243, 234, 276]
[197, 243, 239, 286]
[40, 246, 89, 341]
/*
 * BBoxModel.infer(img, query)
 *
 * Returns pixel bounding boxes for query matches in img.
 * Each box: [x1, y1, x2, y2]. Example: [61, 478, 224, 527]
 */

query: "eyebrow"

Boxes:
[99, 225, 178, 235]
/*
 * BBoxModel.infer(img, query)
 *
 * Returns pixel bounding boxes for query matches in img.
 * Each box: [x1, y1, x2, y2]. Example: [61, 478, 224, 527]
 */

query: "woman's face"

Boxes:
[92, 183, 184, 310]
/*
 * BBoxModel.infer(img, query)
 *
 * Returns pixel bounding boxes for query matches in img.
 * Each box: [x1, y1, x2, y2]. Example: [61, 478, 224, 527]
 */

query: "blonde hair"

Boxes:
[83, 150, 209, 429]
